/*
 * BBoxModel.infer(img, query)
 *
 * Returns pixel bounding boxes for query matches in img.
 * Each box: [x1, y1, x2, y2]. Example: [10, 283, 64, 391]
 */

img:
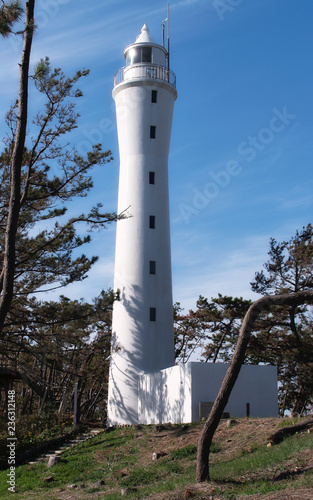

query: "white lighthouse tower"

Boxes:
[107, 24, 177, 426]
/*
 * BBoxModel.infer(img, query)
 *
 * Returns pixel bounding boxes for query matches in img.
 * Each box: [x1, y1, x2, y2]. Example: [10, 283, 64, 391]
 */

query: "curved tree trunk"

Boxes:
[196, 290, 313, 483]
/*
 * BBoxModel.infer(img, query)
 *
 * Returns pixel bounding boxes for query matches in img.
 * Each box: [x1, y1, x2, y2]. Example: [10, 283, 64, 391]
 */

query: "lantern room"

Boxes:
[124, 24, 167, 68]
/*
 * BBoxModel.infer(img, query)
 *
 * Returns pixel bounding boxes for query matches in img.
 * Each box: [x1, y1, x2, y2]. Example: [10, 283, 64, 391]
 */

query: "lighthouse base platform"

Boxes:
[138, 362, 278, 424]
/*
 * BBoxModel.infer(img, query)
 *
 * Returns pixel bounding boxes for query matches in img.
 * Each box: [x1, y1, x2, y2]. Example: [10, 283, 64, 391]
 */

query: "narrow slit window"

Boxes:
[149, 261, 156, 274]
[150, 125, 156, 139]
[149, 171, 155, 184]
[151, 90, 157, 103]
[150, 307, 156, 322]
[246, 403, 250, 417]
[149, 215, 155, 229]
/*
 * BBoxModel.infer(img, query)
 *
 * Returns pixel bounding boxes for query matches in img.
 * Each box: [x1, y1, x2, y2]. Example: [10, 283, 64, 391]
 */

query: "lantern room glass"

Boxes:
[126, 47, 152, 66]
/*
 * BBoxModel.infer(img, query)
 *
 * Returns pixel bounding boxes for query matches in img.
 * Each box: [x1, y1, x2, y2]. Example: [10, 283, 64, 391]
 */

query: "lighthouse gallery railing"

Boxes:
[114, 64, 176, 88]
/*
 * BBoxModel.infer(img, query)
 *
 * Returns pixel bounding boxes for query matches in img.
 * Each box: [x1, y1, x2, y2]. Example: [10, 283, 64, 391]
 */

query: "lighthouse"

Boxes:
[107, 24, 177, 426]
[106, 23, 279, 426]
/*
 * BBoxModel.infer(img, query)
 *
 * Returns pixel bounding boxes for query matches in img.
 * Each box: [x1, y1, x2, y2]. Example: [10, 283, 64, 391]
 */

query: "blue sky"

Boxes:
[1, 0, 312, 311]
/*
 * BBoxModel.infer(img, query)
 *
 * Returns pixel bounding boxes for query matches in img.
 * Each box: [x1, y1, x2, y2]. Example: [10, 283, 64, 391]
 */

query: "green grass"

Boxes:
[217, 469, 313, 500]
[170, 443, 197, 459]
[211, 432, 312, 481]
[0, 427, 139, 498]
[211, 432, 313, 498]
[0, 420, 311, 499]
[170, 442, 220, 460]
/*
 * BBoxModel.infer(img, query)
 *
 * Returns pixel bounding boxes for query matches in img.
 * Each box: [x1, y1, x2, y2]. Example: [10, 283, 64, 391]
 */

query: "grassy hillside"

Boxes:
[0, 417, 312, 499]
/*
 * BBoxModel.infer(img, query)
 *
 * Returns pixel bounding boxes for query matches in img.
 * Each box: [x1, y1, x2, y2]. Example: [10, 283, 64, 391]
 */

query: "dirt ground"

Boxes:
[134, 417, 299, 466]
[240, 488, 313, 499]
[131, 417, 313, 500]
[21, 417, 313, 499]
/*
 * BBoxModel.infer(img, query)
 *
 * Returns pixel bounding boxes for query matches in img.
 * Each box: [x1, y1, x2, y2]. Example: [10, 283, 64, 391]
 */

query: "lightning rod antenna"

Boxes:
[162, 19, 165, 47]
[161, 4, 170, 80]
[167, 2, 170, 78]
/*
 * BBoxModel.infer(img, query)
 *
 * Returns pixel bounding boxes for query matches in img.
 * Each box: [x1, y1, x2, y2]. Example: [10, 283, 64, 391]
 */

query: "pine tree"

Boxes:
[174, 295, 251, 363]
[250, 224, 313, 414]
[0, 1, 121, 341]
[0, 1, 122, 419]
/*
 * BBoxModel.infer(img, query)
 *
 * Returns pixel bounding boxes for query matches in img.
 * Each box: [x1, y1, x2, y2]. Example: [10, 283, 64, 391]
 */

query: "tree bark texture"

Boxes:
[0, 0, 35, 333]
[196, 290, 313, 483]
[267, 418, 313, 445]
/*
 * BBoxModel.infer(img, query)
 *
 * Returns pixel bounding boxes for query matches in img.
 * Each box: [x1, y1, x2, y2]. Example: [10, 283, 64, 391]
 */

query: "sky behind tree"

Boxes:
[1, 0, 312, 311]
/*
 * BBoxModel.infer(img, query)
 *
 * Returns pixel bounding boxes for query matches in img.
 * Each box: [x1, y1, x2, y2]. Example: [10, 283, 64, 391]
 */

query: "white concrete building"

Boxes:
[139, 364, 278, 424]
[107, 24, 278, 426]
